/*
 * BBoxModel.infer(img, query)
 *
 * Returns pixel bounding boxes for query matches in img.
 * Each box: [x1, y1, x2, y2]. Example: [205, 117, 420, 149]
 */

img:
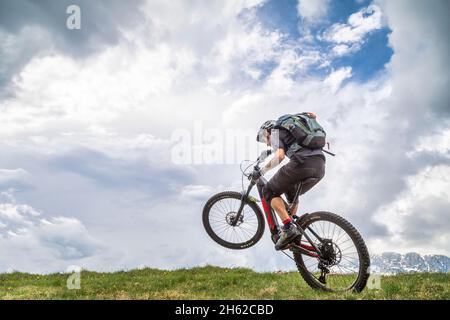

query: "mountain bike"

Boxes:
[202, 150, 371, 292]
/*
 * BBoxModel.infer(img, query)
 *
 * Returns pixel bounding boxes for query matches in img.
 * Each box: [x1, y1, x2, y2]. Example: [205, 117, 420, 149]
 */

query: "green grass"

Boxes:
[0, 266, 448, 300]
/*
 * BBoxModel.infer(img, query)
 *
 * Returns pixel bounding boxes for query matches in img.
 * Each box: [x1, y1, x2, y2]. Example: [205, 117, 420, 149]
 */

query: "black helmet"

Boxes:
[256, 120, 276, 142]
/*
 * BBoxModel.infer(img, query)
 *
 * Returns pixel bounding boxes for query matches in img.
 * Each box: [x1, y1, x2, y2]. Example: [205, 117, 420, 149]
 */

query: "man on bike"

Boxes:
[256, 116, 326, 250]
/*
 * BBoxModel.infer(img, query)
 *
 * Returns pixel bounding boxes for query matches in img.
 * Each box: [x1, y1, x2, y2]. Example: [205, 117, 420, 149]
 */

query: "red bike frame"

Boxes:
[254, 176, 320, 258]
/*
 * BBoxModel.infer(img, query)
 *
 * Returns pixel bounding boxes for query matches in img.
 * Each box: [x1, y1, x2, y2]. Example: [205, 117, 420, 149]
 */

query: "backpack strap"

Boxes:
[285, 142, 302, 158]
[323, 149, 336, 156]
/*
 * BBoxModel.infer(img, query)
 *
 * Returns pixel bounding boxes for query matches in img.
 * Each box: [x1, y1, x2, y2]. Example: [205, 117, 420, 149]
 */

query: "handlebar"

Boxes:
[248, 167, 261, 181]
[241, 149, 272, 184]
[257, 149, 272, 162]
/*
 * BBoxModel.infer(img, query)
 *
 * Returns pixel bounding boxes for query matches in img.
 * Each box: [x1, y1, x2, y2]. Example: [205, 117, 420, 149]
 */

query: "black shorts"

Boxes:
[264, 155, 325, 204]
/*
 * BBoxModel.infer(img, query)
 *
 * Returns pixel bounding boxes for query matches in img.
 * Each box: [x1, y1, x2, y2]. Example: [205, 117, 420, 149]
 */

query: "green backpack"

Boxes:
[274, 112, 326, 150]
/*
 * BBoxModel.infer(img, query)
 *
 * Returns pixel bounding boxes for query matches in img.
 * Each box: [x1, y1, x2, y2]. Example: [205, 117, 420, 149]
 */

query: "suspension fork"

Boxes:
[231, 181, 255, 226]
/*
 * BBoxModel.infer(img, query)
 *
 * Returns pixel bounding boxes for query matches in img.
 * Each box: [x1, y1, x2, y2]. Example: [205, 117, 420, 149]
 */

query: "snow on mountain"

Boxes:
[370, 252, 449, 274]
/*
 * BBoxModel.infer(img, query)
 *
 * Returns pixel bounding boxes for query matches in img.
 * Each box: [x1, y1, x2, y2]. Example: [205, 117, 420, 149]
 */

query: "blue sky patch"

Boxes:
[253, 0, 393, 83]
[256, 0, 300, 38]
[332, 28, 393, 82]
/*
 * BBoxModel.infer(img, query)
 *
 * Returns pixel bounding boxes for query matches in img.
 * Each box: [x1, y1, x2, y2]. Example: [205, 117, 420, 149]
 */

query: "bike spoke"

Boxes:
[298, 218, 363, 291]
[208, 198, 260, 244]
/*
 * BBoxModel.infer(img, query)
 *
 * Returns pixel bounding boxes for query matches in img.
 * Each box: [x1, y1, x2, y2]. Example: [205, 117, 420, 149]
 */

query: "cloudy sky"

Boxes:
[0, 0, 448, 273]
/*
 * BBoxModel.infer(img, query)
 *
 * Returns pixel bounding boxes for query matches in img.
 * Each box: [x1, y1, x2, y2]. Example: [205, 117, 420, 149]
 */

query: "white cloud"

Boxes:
[207, 25, 283, 85]
[324, 67, 353, 92]
[0, 0, 297, 273]
[181, 185, 214, 200]
[331, 42, 363, 57]
[0, 168, 30, 188]
[0, 0, 448, 273]
[297, 0, 330, 21]
[370, 165, 450, 255]
[0, 191, 103, 272]
[412, 129, 450, 156]
[0, 25, 54, 93]
[321, 4, 383, 47]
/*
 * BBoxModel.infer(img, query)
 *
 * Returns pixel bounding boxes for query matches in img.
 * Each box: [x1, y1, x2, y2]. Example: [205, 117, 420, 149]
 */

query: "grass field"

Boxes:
[0, 266, 448, 300]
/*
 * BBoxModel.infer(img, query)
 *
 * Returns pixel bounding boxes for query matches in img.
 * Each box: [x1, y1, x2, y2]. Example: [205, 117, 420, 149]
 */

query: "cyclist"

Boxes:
[256, 118, 326, 250]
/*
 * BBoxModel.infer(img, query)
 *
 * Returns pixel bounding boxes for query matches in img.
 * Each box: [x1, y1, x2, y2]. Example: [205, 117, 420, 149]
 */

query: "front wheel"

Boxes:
[293, 211, 370, 292]
[202, 191, 265, 249]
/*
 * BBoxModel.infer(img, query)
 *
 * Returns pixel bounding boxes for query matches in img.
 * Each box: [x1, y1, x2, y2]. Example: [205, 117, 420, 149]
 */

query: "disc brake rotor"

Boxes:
[318, 239, 342, 267]
[225, 211, 244, 226]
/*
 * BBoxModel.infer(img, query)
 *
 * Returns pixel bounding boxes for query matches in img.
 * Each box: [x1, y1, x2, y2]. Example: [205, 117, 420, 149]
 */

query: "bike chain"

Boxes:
[280, 250, 295, 262]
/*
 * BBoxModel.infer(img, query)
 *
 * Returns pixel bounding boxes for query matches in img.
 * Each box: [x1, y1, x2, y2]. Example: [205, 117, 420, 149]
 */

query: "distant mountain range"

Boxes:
[370, 252, 449, 274]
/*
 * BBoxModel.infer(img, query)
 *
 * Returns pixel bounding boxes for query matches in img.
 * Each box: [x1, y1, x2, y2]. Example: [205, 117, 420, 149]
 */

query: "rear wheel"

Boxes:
[293, 211, 370, 292]
[202, 191, 265, 249]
